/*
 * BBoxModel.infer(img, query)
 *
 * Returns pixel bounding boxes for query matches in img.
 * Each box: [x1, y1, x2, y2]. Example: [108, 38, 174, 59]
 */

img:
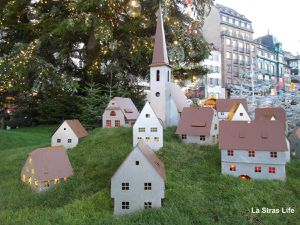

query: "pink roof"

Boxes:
[25, 147, 73, 181]
[219, 120, 288, 152]
[110, 97, 139, 120]
[65, 120, 88, 138]
[176, 107, 215, 136]
[150, 4, 169, 67]
[216, 99, 248, 112]
[255, 107, 286, 122]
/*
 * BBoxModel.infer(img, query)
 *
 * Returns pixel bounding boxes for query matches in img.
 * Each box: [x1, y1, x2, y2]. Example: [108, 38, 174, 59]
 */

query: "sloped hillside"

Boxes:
[0, 126, 299, 225]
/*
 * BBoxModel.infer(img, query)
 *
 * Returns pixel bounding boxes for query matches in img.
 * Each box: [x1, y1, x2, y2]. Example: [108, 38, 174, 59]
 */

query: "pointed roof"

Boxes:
[150, 4, 169, 67]
[136, 102, 163, 126]
[106, 97, 139, 120]
[52, 120, 88, 139]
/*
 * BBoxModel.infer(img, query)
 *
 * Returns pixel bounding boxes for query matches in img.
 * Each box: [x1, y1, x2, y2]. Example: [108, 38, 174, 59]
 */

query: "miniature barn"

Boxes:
[133, 102, 163, 151]
[215, 99, 248, 121]
[111, 140, 165, 215]
[21, 147, 73, 192]
[102, 97, 139, 128]
[226, 103, 250, 121]
[51, 119, 88, 149]
[147, 4, 189, 127]
[176, 107, 219, 145]
[219, 120, 290, 180]
[288, 127, 300, 158]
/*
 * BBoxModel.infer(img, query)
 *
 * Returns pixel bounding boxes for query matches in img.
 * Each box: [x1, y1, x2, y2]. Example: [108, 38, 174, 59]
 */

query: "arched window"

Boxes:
[156, 70, 160, 81]
[110, 111, 116, 116]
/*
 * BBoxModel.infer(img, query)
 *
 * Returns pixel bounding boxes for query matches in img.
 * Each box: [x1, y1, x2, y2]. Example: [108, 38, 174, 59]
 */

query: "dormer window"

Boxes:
[156, 70, 160, 81]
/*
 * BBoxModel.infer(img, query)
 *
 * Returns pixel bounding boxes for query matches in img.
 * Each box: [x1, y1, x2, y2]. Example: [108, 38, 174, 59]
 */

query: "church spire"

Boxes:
[150, 3, 169, 67]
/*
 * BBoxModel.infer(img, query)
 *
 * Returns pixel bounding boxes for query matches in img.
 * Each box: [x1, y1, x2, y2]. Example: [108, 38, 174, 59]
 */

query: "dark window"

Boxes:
[115, 120, 120, 127]
[57, 139, 61, 143]
[240, 113, 243, 116]
[168, 71, 170, 82]
[156, 70, 160, 81]
[255, 166, 261, 173]
[135, 161, 139, 165]
[146, 114, 150, 118]
[122, 202, 130, 209]
[182, 134, 187, 139]
[110, 111, 116, 116]
[200, 136, 205, 141]
[214, 124, 217, 130]
[63, 128, 66, 130]
[144, 202, 152, 209]
[270, 152, 277, 158]
[227, 150, 234, 156]
[248, 150, 255, 157]
[144, 183, 152, 190]
[269, 167, 276, 173]
[155, 92, 160, 97]
[122, 182, 129, 190]
[68, 139, 72, 143]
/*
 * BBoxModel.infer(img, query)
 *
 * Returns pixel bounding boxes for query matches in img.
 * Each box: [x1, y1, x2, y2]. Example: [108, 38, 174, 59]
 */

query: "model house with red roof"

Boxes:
[21, 147, 73, 192]
[51, 119, 88, 149]
[176, 107, 219, 145]
[111, 140, 165, 215]
[216, 99, 248, 121]
[226, 103, 250, 121]
[219, 120, 290, 180]
[102, 97, 139, 128]
[288, 127, 300, 159]
[133, 102, 163, 151]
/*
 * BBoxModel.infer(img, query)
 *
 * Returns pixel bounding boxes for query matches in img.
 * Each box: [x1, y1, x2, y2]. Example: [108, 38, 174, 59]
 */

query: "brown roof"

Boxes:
[110, 97, 139, 120]
[137, 140, 166, 180]
[25, 147, 73, 181]
[176, 107, 215, 136]
[219, 120, 288, 152]
[255, 107, 286, 122]
[65, 120, 88, 138]
[170, 83, 190, 112]
[150, 4, 169, 67]
[216, 99, 248, 112]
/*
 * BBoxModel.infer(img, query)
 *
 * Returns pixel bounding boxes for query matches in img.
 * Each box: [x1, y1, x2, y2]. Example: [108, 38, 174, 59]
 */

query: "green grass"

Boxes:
[0, 126, 300, 225]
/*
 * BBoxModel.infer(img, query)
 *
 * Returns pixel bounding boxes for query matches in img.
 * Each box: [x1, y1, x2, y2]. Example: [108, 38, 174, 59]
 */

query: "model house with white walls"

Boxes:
[21, 146, 73, 192]
[111, 140, 166, 215]
[226, 103, 251, 121]
[102, 97, 139, 128]
[148, 4, 189, 128]
[219, 120, 290, 181]
[133, 102, 163, 151]
[176, 107, 219, 145]
[51, 120, 88, 149]
[215, 99, 248, 120]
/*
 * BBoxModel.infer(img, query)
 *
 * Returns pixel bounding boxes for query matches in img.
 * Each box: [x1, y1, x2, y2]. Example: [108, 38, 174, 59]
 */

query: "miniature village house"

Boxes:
[288, 127, 300, 158]
[111, 140, 165, 215]
[215, 99, 248, 121]
[102, 97, 139, 128]
[133, 102, 163, 151]
[51, 119, 88, 149]
[219, 120, 290, 181]
[21, 147, 73, 192]
[226, 103, 251, 121]
[147, 4, 189, 127]
[176, 107, 219, 145]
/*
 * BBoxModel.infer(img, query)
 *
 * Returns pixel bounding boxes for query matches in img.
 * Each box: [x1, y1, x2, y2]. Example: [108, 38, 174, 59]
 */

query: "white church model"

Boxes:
[148, 4, 189, 128]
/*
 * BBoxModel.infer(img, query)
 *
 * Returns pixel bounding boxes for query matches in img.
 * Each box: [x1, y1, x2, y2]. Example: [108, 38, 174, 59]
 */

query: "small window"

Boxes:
[68, 139, 72, 143]
[230, 164, 236, 171]
[110, 111, 116, 116]
[138, 127, 145, 132]
[137, 137, 142, 141]
[135, 161, 139, 165]
[106, 120, 111, 128]
[292, 149, 296, 156]
[214, 124, 217, 130]
[31, 168, 35, 174]
[144, 182, 152, 190]
[227, 150, 234, 156]
[168, 71, 170, 82]
[200, 136, 205, 141]
[28, 177, 32, 185]
[122, 202, 130, 209]
[182, 134, 187, 139]
[221, 112, 224, 116]
[156, 70, 160, 81]
[270, 152, 277, 158]
[54, 178, 60, 185]
[146, 137, 150, 142]
[64, 128, 66, 130]
[29, 158, 32, 164]
[144, 202, 152, 209]
[154, 137, 159, 142]
[34, 179, 39, 188]
[22, 174, 26, 182]
[255, 166, 261, 173]
[151, 127, 157, 132]
[248, 150, 255, 157]
[57, 139, 61, 143]
[122, 182, 129, 190]
[146, 114, 150, 118]
[115, 120, 120, 127]
[155, 92, 160, 97]
[269, 167, 276, 174]
[44, 180, 50, 188]
[240, 113, 243, 116]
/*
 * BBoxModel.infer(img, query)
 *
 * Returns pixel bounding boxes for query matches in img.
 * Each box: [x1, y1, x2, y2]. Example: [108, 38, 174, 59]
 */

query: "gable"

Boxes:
[134, 102, 162, 128]
[52, 121, 77, 139]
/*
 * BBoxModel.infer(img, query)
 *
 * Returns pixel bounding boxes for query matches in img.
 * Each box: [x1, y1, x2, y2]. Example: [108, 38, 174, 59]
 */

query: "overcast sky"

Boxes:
[215, 0, 300, 55]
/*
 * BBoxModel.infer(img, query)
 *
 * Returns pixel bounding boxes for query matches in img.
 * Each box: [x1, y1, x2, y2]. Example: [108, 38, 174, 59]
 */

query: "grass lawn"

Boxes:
[0, 125, 299, 225]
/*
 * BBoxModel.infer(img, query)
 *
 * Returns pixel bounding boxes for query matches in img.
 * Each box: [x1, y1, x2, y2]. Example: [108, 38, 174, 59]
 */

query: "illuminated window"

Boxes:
[34, 180, 39, 188]
[144, 202, 152, 209]
[28, 177, 32, 185]
[110, 111, 116, 116]
[292, 149, 296, 156]
[31, 168, 35, 174]
[200, 136, 205, 141]
[182, 134, 187, 139]
[64, 177, 67, 181]
[44, 180, 50, 188]
[115, 120, 120, 127]
[270, 152, 277, 158]
[106, 120, 111, 128]
[54, 178, 60, 185]
[154, 137, 159, 142]
[29, 158, 32, 164]
[146, 137, 150, 142]
[22, 174, 26, 182]
[269, 167, 276, 173]
[57, 139, 61, 143]
[139, 127, 145, 132]
[122, 202, 130, 209]
[255, 166, 261, 173]
[230, 164, 236, 171]
[144, 183, 152, 190]
[68, 139, 72, 143]
[151, 127, 158, 132]
[248, 150, 255, 157]
[122, 182, 129, 190]
[227, 150, 234, 156]
[26, 167, 29, 172]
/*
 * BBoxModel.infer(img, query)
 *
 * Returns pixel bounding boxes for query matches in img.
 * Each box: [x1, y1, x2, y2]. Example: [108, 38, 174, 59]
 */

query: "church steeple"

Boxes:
[150, 4, 169, 67]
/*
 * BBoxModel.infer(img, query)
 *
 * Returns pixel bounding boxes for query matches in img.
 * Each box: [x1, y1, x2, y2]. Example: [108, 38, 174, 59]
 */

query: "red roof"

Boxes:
[65, 120, 88, 138]
[25, 147, 73, 181]
[219, 120, 288, 152]
[176, 107, 215, 136]
[216, 99, 248, 112]
[255, 107, 286, 122]
[109, 97, 139, 120]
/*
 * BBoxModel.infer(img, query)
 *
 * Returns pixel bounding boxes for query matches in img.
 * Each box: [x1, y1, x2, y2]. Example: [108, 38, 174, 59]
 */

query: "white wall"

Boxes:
[231, 104, 251, 121]
[218, 112, 229, 121]
[51, 121, 79, 149]
[111, 147, 165, 215]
